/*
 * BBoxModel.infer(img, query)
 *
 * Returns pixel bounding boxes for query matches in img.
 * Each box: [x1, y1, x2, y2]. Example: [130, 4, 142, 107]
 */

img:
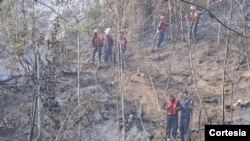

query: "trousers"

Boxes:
[166, 114, 178, 139]
[180, 117, 191, 141]
[92, 46, 102, 62]
[157, 32, 165, 48]
[104, 46, 112, 63]
[189, 19, 199, 40]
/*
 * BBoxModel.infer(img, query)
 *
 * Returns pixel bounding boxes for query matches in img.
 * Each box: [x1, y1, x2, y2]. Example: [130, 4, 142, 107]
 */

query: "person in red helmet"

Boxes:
[156, 15, 167, 49]
[91, 29, 102, 63]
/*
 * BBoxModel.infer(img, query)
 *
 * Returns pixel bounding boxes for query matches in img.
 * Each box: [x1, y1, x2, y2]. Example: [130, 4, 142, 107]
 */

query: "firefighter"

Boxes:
[156, 15, 167, 49]
[102, 28, 114, 64]
[91, 29, 102, 63]
[179, 89, 194, 141]
[162, 94, 181, 141]
[189, 6, 199, 41]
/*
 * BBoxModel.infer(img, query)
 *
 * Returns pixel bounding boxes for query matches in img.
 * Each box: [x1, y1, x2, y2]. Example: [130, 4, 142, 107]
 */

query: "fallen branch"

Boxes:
[135, 100, 145, 132]
[54, 108, 71, 141]
[146, 69, 161, 111]
[0, 137, 16, 141]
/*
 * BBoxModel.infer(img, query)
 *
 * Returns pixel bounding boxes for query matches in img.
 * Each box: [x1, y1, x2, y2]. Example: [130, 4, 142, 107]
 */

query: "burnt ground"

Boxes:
[1, 8, 250, 141]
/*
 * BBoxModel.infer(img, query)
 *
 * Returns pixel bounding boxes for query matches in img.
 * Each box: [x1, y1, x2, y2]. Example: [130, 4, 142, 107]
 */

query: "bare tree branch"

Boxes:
[35, 0, 68, 23]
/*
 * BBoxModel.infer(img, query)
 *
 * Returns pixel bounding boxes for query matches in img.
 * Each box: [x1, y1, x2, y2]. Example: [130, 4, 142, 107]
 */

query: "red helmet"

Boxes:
[160, 15, 165, 20]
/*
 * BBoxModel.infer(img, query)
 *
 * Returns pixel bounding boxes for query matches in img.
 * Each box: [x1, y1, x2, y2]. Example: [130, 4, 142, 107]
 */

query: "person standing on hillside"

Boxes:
[102, 28, 114, 64]
[189, 6, 199, 41]
[161, 94, 181, 141]
[156, 15, 167, 49]
[179, 89, 194, 141]
[91, 29, 102, 64]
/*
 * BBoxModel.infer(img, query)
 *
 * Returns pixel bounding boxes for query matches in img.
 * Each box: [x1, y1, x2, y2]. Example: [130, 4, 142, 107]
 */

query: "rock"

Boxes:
[233, 99, 242, 107]
[202, 96, 218, 103]
[43, 96, 61, 113]
[233, 99, 250, 108]
[125, 114, 134, 131]
[225, 105, 234, 112]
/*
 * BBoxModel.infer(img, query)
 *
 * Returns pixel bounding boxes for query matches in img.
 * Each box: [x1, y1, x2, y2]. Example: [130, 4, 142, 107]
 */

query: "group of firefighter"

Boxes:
[90, 5, 199, 141]
[91, 27, 127, 67]
[91, 5, 198, 66]
[157, 6, 198, 141]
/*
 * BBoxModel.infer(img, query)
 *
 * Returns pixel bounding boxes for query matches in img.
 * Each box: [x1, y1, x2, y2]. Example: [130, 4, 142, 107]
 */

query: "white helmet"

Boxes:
[190, 6, 196, 10]
[105, 28, 111, 33]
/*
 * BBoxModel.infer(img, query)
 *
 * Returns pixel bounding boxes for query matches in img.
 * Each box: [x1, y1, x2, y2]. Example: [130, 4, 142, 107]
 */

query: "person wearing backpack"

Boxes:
[102, 28, 114, 64]
[156, 15, 167, 49]
[91, 29, 102, 63]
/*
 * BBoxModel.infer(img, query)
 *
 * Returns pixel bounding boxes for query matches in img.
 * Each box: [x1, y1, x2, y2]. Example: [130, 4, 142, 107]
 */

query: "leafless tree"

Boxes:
[222, 0, 233, 125]
[243, 0, 249, 69]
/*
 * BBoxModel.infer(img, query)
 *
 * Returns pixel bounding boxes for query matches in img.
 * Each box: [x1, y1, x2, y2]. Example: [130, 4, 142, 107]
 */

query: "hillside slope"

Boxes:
[1, 1, 250, 141]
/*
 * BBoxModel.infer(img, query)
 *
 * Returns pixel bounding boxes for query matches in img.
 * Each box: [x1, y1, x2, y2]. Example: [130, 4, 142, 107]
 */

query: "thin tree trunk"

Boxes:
[165, 21, 181, 141]
[22, 0, 27, 26]
[188, 42, 209, 140]
[217, 23, 221, 50]
[121, 1, 126, 140]
[230, 58, 236, 123]
[180, 2, 184, 41]
[207, 0, 210, 6]
[243, 0, 249, 70]
[54, 108, 70, 141]
[222, 0, 233, 125]
[121, 63, 125, 141]
[28, 89, 38, 141]
[37, 52, 41, 140]
[216, 24, 221, 63]
[77, 29, 81, 140]
[168, 0, 173, 42]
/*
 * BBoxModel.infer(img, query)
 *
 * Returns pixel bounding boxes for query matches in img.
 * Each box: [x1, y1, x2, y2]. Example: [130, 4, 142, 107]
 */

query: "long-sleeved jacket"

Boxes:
[180, 96, 194, 118]
[102, 33, 113, 47]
